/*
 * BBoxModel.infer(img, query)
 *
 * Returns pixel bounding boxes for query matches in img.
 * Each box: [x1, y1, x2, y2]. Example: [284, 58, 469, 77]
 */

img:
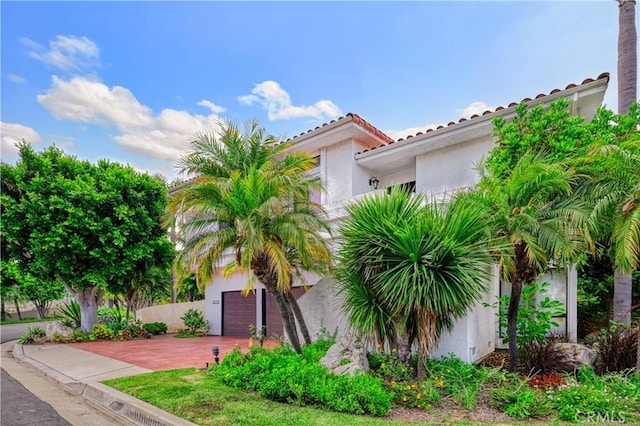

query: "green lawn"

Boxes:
[103, 368, 447, 426]
[0, 316, 62, 325]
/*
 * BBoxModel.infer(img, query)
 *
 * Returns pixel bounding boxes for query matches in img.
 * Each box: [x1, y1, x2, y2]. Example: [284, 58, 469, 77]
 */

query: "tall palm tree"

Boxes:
[336, 187, 493, 380]
[615, 0, 637, 327]
[474, 153, 592, 371]
[618, 0, 637, 115]
[167, 120, 331, 353]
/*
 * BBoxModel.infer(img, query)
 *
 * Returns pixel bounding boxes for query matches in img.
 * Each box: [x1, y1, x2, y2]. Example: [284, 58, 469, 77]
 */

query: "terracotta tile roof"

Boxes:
[356, 72, 610, 155]
[290, 112, 394, 144]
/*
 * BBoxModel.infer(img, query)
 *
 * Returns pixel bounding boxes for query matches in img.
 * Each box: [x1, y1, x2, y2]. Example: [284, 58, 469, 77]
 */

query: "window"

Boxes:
[387, 181, 416, 195]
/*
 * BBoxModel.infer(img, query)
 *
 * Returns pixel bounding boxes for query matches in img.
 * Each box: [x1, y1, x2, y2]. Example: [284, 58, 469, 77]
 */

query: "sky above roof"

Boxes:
[0, 1, 630, 180]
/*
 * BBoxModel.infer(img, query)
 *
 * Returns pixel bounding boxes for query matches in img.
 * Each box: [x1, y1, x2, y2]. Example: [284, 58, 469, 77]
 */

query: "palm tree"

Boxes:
[582, 118, 640, 325]
[615, 0, 637, 327]
[336, 187, 494, 380]
[167, 120, 331, 353]
[618, 0, 637, 116]
[474, 153, 592, 371]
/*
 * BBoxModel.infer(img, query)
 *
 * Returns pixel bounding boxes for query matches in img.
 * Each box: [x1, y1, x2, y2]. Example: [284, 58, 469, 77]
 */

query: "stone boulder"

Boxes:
[556, 342, 597, 369]
[320, 336, 369, 376]
[46, 321, 74, 339]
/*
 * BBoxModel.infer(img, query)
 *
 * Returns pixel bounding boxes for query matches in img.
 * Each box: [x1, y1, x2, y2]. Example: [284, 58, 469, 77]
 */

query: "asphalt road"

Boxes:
[1, 369, 71, 426]
[1, 321, 71, 426]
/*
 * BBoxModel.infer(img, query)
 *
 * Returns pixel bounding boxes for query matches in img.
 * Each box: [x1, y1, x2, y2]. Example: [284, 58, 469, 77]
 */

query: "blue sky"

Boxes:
[1, 1, 629, 180]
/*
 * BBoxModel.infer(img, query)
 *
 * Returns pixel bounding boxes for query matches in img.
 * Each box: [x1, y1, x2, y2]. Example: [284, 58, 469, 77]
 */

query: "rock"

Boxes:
[555, 342, 597, 369]
[320, 336, 369, 376]
[45, 321, 74, 339]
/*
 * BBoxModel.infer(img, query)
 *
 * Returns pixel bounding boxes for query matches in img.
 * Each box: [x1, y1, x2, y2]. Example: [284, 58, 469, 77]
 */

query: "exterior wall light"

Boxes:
[369, 177, 380, 190]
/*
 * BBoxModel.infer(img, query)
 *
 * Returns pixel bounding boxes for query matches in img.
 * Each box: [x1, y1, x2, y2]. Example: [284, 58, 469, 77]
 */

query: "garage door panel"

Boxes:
[222, 291, 256, 337]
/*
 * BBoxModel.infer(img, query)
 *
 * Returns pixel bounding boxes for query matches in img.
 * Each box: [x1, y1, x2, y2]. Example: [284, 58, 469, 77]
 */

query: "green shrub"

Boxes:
[143, 322, 167, 335]
[52, 332, 67, 343]
[490, 375, 552, 419]
[70, 328, 89, 342]
[59, 300, 81, 328]
[17, 326, 46, 344]
[181, 308, 210, 334]
[91, 323, 114, 340]
[425, 354, 504, 410]
[485, 281, 565, 346]
[367, 349, 415, 382]
[212, 341, 391, 416]
[549, 382, 635, 422]
[520, 336, 575, 375]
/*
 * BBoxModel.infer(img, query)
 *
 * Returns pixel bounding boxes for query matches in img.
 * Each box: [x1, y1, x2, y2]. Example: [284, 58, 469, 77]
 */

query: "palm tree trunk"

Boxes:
[618, 0, 637, 115]
[507, 280, 523, 372]
[274, 291, 302, 352]
[287, 291, 311, 344]
[416, 308, 438, 381]
[14, 300, 22, 321]
[613, 269, 632, 324]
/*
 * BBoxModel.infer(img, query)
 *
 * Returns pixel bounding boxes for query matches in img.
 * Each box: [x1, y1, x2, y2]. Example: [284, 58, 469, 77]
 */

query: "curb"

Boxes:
[12, 344, 197, 426]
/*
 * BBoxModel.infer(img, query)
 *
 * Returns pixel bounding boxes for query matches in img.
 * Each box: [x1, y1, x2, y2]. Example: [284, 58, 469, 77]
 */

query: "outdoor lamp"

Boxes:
[369, 177, 380, 190]
[212, 346, 220, 365]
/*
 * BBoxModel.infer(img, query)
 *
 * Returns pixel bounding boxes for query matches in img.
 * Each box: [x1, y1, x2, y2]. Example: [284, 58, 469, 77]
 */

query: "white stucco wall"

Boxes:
[415, 136, 492, 196]
[137, 301, 205, 333]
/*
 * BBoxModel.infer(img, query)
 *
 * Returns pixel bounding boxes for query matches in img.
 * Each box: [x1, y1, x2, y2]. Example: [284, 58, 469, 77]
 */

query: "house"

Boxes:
[202, 72, 610, 362]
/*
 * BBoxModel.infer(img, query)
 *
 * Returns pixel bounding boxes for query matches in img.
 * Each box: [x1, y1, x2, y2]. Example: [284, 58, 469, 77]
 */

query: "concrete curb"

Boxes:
[12, 344, 197, 426]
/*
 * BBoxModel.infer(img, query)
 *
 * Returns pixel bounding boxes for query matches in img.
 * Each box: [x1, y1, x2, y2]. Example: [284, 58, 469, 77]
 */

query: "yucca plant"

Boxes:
[336, 187, 494, 380]
[59, 299, 81, 328]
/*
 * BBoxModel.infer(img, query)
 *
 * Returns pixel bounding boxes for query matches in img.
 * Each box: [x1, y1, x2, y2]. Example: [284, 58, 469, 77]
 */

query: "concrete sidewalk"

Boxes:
[12, 342, 197, 426]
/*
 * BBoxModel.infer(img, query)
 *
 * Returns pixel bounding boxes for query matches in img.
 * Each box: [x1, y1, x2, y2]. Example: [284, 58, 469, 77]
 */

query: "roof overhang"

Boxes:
[354, 76, 609, 175]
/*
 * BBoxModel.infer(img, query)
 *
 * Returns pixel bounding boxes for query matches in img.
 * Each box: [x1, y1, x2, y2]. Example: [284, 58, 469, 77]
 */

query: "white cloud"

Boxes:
[239, 81, 342, 121]
[1, 122, 42, 154]
[6, 73, 27, 84]
[385, 123, 441, 141]
[23, 35, 99, 72]
[197, 99, 226, 114]
[37, 76, 223, 162]
[457, 101, 495, 118]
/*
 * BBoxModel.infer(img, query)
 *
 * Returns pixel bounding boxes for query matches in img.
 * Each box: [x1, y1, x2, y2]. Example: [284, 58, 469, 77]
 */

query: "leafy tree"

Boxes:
[167, 120, 331, 353]
[474, 153, 591, 371]
[2, 143, 170, 332]
[336, 188, 493, 380]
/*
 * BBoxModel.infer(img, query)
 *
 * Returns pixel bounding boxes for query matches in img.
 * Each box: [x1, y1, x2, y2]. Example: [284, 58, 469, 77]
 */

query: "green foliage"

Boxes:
[90, 323, 114, 340]
[181, 308, 209, 334]
[336, 187, 493, 371]
[1, 143, 171, 332]
[59, 300, 81, 328]
[490, 378, 552, 420]
[425, 354, 504, 410]
[486, 281, 565, 346]
[52, 332, 67, 343]
[143, 322, 167, 335]
[248, 324, 267, 346]
[16, 326, 46, 344]
[213, 342, 391, 416]
[594, 321, 637, 374]
[367, 350, 415, 382]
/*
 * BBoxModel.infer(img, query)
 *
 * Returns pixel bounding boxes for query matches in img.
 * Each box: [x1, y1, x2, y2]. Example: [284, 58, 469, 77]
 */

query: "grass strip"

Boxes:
[104, 368, 419, 426]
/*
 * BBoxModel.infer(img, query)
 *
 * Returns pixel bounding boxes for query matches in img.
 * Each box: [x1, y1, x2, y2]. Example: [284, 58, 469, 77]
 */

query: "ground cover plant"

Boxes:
[212, 340, 391, 416]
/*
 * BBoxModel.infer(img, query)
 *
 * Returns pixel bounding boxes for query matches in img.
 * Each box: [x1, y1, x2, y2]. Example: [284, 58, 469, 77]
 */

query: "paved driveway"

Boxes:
[68, 334, 277, 370]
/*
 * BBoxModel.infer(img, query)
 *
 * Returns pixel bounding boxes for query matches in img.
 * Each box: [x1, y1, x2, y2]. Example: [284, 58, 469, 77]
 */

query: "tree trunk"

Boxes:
[613, 269, 633, 325]
[14, 301, 22, 321]
[618, 0, 637, 115]
[287, 291, 311, 344]
[76, 287, 98, 333]
[507, 280, 523, 372]
[1, 298, 5, 321]
[35, 301, 47, 319]
[273, 290, 301, 352]
[416, 308, 438, 381]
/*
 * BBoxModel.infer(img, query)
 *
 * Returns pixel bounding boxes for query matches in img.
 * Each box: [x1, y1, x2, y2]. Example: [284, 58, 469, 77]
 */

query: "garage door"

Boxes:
[222, 291, 256, 337]
[264, 287, 308, 337]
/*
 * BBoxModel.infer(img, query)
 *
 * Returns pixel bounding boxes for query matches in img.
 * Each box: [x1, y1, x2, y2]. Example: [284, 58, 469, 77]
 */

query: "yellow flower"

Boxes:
[380, 363, 386, 369]
[391, 348, 397, 353]
[406, 385, 411, 390]
[438, 380, 444, 388]
[391, 380, 396, 386]
[377, 343, 382, 349]
[416, 393, 421, 399]
[411, 384, 417, 389]
[403, 396, 408, 402]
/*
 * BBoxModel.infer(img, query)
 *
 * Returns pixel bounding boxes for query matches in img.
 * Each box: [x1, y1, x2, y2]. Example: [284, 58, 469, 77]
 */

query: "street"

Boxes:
[1, 321, 129, 426]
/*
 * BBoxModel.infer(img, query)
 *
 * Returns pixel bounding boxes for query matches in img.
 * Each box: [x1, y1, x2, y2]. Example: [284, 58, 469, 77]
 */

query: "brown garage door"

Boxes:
[264, 287, 308, 337]
[222, 291, 256, 337]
